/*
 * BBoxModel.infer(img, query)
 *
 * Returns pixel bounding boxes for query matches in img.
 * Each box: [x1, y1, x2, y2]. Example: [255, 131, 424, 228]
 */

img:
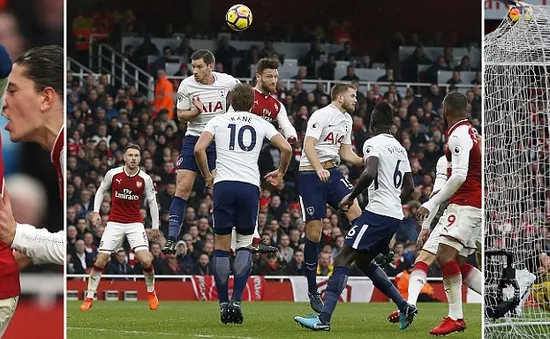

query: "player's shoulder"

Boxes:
[179, 75, 196, 87]
[137, 170, 153, 182]
[107, 166, 124, 176]
[213, 72, 239, 85]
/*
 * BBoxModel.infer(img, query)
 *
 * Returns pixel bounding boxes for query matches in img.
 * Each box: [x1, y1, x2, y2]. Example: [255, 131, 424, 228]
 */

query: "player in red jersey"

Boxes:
[415, 92, 482, 336]
[238, 58, 298, 253]
[0, 45, 65, 267]
[0, 44, 21, 337]
[80, 144, 160, 311]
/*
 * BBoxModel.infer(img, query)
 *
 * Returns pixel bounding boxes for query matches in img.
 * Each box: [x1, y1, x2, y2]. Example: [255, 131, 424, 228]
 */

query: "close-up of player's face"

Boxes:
[124, 149, 141, 170]
[192, 58, 213, 84]
[341, 88, 357, 113]
[258, 68, 278, 94]
[3, 63, 45, 142]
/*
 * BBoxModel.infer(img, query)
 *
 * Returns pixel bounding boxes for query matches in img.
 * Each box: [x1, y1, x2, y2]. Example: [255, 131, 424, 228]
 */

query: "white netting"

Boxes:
[485, 4, 550, 338]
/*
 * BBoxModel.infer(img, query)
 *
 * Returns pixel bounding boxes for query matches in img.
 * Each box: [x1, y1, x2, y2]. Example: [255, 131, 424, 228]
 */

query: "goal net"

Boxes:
[485, 3, 550, 338]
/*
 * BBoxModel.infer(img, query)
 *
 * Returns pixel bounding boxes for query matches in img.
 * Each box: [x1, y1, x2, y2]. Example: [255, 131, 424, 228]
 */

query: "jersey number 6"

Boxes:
[228, 123, 257, 152]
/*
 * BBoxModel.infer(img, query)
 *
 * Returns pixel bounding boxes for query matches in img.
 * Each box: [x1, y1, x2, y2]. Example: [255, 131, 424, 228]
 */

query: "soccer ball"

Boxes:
[226, 4, 253, 31]
[507, 3, 533, 24]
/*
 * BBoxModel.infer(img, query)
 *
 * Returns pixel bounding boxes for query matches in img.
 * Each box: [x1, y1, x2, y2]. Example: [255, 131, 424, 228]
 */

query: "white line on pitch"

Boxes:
[67, 327, 260, 339]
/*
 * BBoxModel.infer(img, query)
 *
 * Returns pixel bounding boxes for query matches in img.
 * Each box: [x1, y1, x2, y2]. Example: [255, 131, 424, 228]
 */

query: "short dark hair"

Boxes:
[14, 45, 63, 96]
[370, 102, 394, 128]
[256, 58, 280, 74]
[124, 144, 142, 153]
[191, 49, 215, 65]
[231, 83, 254, 112]
[331, 83, 356, 101]
[444, 91, 468, 112]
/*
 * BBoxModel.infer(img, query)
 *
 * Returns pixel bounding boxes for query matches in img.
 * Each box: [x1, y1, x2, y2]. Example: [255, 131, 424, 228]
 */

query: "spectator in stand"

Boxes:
[154, 68, 174, 119]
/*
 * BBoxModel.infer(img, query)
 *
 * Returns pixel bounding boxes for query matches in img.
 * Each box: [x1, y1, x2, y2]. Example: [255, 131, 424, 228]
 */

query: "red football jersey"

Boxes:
[0, 135, 21, 299]
[445, 120, 482, 208]
[103, 167, 156, 224]
[251, 88, 283, 123]
[51, 127, 64, 202]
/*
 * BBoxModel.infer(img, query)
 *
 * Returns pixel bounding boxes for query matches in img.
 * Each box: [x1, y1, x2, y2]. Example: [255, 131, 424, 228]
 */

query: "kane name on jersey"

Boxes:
[251, 89, 281, 122]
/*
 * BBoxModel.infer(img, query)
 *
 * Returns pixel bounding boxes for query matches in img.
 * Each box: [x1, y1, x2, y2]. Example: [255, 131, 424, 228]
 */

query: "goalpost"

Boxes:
[485, 3, 550, 338]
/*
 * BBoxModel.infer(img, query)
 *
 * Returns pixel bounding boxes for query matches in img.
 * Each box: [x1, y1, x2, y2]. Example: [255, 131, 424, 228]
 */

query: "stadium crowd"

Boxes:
[67, 7, 481, 282]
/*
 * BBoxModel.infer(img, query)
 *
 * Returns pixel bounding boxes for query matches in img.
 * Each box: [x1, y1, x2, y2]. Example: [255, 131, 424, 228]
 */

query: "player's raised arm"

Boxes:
[264, 121, 292, 186]
[194, 123, 215, 187]
[275, 104, 298, 141]
[176, 80, 202, 121]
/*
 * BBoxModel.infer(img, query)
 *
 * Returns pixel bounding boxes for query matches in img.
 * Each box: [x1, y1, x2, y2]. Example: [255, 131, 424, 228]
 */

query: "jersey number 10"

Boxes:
[374, 160, 403, 190]
[228, 123, 257, 152]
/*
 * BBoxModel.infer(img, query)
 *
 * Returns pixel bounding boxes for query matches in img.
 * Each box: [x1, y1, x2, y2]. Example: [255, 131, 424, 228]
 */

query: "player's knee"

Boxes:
[94, 253, 110, 268]
[305, 221, 322, 242]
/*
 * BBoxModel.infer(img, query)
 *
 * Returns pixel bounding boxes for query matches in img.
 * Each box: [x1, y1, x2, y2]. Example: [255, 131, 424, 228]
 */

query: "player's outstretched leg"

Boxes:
[355, 253, 417, 330]
[213, 249, 232, 324]
[164, 169, 196, 254]
[135, 249, 159, 310]
[302, 219, 323, 312]
[294, 245, 357, 331]
[80, 253, 110, 311]
[430, 244, 466, 336]
[229, 247, 253, 324]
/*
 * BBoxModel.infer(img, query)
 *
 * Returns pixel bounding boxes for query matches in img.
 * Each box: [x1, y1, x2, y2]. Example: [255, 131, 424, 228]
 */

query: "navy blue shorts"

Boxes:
[298, 168, 353, 222]
[213, 181, 260, 235]
[177, 135, 216, 173]
[344, 211, 402, 254]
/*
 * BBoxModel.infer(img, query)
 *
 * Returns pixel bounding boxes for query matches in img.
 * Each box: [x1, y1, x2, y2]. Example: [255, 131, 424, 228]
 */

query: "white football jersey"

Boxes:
[299, 104, 353, 167]
[363, 134, 411, 220]
[204, 111, 280, 187]
[176, 72, 240, 136]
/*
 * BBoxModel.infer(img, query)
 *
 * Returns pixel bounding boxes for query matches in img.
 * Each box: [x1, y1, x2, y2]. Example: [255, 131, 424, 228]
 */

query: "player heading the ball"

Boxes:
[194, 83, 292, 324]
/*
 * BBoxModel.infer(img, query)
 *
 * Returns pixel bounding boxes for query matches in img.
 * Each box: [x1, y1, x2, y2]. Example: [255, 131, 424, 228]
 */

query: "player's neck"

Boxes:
[330, 102, 346, 113]
[447, 115, 468, 130]
[33, 112, 64, 152]
[124, 166, 139, 176]
[372, 127, 391, 136]
[255, 85, 269, 95]
[199, 73, 215, 85]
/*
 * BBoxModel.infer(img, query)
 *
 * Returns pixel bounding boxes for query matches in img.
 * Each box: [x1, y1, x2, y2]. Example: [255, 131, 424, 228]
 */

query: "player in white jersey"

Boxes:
[163, 49, 240, 255]
[387, 153, 482, 324]
[194, 83, 292, 324]
[80, 144, 160, 312]
[298, 83, 364, 313]
[295, 102, 417, 332]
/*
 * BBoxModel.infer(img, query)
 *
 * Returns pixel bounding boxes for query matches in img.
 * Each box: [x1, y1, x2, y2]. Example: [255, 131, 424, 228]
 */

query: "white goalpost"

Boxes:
[485, 3, 550, 338]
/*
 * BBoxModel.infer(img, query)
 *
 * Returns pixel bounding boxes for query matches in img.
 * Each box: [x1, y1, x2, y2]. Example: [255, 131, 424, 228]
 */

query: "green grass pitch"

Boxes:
[67, 301, 481, 339]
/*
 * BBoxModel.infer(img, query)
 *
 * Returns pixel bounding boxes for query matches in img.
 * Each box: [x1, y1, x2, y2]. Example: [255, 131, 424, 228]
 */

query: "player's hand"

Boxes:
[415, 206, 430, 219]
[13, 250, 33, 270]
[338, 193, 354, 212]
[91, 212, 101, 227]
[204, 175, 214, 190]
[150, 229, 160, 239]
[317, 168, 330, 182]
[0, 186, 16, 246]
[417, 228, 430, 247]
[191, 96, 204, 113]
[264, 169, 284, 186]
[287, 136, 297, 145]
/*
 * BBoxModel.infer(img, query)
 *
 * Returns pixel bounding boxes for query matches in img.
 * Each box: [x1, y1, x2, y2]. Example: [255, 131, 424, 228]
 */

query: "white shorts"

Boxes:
[0, 296, 18, 337]
[99, 222, 149, 253]
[436, 204, 481, 256]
